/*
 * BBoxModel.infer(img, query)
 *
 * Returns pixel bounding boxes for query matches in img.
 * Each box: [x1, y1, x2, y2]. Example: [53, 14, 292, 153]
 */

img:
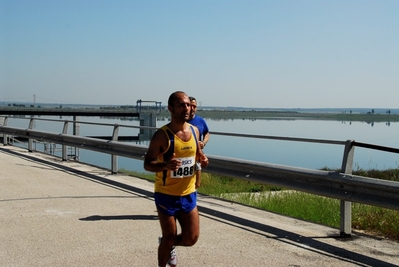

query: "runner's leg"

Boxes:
[157, 209, 177, 267]
[175, 206, 199, 246]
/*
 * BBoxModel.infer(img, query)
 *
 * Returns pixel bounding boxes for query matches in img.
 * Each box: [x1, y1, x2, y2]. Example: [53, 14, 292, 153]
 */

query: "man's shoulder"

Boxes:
[158, 123, 177, 132]
[194, 115, 206, 122]
[153, 124, 170, 137]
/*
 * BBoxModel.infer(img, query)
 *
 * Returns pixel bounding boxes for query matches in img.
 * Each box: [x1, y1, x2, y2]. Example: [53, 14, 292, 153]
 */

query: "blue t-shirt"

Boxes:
[188, 115, 209, 141]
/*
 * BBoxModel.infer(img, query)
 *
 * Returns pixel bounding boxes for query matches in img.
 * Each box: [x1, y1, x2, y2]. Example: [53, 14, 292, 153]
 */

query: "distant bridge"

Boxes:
[0, 108, 157, 137]
[0, 108, 140, 117]
[0, 99, 163, 116]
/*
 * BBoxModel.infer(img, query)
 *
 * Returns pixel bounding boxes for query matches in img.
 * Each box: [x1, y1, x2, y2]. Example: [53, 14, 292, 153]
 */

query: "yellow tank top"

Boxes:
[154, 124, 198, 196]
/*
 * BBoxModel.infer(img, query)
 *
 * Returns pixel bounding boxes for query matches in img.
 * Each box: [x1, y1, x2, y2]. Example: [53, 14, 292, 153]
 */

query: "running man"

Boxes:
[144, 91, 209, 267]
[188, 96, 210, 149]
[187, 96, 210, 189]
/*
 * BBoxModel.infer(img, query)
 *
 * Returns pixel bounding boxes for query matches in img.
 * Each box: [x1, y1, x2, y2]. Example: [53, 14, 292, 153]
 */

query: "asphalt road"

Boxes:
[1, 145, 398, 267]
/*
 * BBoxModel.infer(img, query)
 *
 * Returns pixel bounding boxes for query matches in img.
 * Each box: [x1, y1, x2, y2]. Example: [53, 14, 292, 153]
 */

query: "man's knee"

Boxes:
[183, 234, 199, 246]
[161, 233, 176, 246]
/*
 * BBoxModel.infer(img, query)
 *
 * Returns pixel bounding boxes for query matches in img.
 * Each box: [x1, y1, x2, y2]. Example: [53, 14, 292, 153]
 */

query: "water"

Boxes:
[203, 119, 399, 171]
[4, 116, 399, 172]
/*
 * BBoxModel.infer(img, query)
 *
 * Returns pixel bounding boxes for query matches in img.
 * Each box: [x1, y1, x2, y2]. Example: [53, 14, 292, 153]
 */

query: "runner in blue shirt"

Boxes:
[188, 96, 210, 149]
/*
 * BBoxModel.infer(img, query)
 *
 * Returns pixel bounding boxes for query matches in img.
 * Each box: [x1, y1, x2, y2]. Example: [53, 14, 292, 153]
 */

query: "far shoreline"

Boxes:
[1, 104, 399, 123]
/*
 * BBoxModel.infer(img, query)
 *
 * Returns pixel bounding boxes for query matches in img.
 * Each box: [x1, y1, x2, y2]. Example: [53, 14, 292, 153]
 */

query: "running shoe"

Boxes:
[168, 246, 177, 267]
[158, 236, 177, 267]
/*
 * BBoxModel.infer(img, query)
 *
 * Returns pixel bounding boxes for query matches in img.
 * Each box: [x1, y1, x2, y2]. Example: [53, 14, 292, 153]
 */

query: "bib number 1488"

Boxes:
[173, 166, 194, 178]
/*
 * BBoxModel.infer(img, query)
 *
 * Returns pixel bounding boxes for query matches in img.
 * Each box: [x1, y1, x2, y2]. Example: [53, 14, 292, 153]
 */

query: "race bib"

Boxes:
[170, 156, 195, 178]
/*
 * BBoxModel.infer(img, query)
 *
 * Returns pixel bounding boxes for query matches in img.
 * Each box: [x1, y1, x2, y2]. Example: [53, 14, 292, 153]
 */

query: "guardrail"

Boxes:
[1, 115, 399, 238]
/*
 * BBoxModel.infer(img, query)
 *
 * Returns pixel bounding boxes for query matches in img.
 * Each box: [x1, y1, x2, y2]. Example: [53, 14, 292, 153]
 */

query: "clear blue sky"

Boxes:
[1, 0, 398, 108]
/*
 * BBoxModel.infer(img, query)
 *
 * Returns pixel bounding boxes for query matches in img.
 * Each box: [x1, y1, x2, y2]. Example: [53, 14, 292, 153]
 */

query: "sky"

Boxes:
[1, 0, 398, 108]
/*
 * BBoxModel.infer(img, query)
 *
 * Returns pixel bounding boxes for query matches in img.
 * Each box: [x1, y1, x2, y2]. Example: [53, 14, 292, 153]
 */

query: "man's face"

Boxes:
[169, 93, 191, 122]
[189, 100, 197, 119]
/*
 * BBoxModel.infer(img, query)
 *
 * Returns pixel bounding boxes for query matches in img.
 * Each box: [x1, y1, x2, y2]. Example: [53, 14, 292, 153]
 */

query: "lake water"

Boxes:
[204, 118, 399, 170]
[4, 116, 399, 172]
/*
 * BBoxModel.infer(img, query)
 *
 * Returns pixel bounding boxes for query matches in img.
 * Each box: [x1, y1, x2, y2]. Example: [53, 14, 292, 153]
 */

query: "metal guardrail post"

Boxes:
[2, 117, 8, 145]
[73, 116, 80, 135]
[28, 119, 35, 152]
[111, 124, 119, 174]
[340, 139, 355, 237]
[72, 116, 80, 161]
[62, 121, 69, 161]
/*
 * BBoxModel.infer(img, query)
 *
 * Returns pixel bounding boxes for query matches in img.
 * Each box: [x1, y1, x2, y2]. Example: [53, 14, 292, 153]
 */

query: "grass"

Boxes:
[119, 168, 399, 241]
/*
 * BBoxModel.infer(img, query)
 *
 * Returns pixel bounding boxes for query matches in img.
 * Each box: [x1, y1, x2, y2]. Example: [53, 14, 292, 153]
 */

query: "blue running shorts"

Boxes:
[154, 191, 197, 216]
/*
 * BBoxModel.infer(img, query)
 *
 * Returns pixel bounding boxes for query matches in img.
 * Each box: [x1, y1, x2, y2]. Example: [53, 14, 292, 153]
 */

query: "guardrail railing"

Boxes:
[1, 115, 399, 238]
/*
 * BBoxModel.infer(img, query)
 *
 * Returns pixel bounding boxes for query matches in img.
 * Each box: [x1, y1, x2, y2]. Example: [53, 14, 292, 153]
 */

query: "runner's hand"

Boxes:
[200, 155, 209, 168]
[166, 153, 182, 171]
